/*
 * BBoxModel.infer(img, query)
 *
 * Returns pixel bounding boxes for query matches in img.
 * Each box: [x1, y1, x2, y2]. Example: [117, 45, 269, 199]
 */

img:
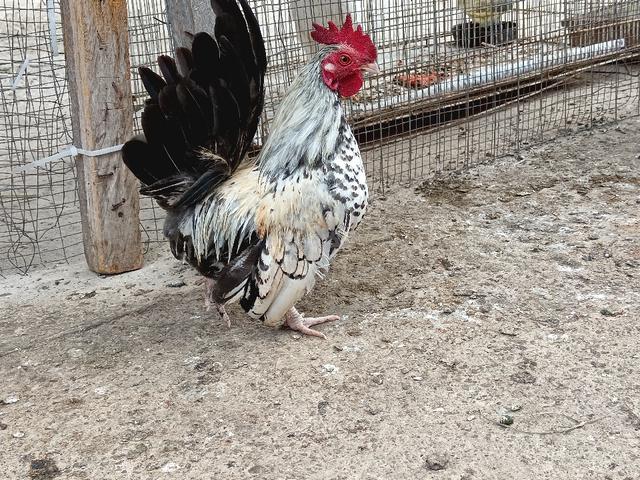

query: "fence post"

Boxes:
[60, 0, 143, 274]
[166, 0, 216, 48]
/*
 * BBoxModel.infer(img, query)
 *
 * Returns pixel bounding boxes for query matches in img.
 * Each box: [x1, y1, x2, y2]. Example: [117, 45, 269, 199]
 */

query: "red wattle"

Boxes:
[337, 73, 363, 97]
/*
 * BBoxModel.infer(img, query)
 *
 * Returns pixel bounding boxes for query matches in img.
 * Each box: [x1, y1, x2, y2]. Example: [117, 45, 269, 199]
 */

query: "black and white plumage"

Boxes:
[122, 3, 378, 338]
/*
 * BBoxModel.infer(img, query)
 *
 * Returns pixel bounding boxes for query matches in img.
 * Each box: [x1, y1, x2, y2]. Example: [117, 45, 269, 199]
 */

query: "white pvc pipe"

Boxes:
[47, 0, 59, 56]
[11, 57, 30, 90]
[365, 38, 626, 111]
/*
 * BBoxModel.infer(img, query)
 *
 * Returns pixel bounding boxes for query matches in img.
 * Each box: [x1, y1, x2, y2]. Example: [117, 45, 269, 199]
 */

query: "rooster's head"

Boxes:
[310, 14, 379, 98]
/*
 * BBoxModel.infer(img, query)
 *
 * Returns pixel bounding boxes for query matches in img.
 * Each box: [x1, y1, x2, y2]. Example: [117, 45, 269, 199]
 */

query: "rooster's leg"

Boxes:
[204, 278, 231, 328]
[284, 307, 339, 339]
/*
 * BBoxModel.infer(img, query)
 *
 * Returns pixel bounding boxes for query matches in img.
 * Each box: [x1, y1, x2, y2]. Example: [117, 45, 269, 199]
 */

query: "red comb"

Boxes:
[310, 14, 377, 61]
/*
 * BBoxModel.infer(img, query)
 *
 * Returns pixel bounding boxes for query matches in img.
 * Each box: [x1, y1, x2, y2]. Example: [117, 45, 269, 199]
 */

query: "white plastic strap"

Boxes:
[13, 144, 124, 174]
[11, 57, 30, 90]
[47, 0, 59, 56]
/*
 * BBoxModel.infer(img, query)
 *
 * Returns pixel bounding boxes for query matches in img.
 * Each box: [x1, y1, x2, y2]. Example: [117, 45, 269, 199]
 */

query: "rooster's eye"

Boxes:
[339, 54, 352, 65]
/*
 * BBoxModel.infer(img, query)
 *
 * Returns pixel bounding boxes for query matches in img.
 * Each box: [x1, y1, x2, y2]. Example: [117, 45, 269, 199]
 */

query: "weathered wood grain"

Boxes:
[61, 0, 143, 274]
[166, 0, 216, 48]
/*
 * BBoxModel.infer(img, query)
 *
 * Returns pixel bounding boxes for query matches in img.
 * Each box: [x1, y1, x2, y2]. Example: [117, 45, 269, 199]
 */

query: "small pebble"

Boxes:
[67, 348, 84, 359]
[133, 289, 154, 296]
[390, 287, 406, 297]
[13, 431, 25, 438]
[342, 345, 361, 353]
[161, 462, 180, 473]
[509, 404, 522, 412]
[29, 459, 60, 477]
[0, 422, 7, 430]
[412, 376, 423, 381]
[248, 465, 265, 475]
[322, 364, 337, 374]
[365, 405, 380, 416]
[499, 414, 514, 426]
[167, 280, 186, 288]
[425, 454, 449, 471]
[317, 401, 329, 416]
[2, 395, 19, 405]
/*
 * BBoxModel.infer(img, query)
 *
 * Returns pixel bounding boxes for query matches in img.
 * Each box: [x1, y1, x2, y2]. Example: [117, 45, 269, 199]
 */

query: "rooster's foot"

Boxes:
[284, 307, 339, 339]
[206, 301, 230, 328]
[216, 304, 231, 328]
[205, 278, 231, 328]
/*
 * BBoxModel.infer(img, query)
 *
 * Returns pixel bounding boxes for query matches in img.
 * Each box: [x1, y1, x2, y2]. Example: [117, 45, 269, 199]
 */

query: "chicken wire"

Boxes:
[0, 0, 172, 276]
[1, 0, 639, 276]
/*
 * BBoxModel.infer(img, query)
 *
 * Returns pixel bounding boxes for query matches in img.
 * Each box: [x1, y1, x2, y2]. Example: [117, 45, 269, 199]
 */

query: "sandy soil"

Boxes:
[1, 116, 640, 479]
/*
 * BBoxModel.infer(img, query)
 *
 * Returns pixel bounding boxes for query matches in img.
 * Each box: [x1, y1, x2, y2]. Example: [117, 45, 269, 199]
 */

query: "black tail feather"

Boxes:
[191, 32, 220, 80]
[122, 137, 164, 185]
[175, 47, 194, 76]
[140, 175, 194, 209]
[140, 104, 188, 174]
[174, 165, 231, 209]
[238, 0, 268, 73]
[122, 0, 266, 210]
[139, 67, 166, 101]
[158, 55, 181, 84]
[174, 83, 210, 151]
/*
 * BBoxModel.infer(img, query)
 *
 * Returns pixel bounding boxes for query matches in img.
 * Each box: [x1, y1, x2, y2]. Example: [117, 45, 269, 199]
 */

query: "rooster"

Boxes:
[122, 0, 379, 338]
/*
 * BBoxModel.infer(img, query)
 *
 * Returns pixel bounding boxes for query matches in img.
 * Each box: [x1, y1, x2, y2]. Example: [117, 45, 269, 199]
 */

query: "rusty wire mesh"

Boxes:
[1, 0, 639, 276]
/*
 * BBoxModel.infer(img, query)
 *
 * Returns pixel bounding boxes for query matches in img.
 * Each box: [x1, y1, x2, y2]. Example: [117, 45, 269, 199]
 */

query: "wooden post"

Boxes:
[61, 0, 143, 274]
[166, 0, 216, 48]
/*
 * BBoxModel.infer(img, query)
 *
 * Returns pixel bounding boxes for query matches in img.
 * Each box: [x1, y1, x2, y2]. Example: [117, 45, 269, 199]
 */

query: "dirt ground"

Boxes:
[2, 116, 640, 479]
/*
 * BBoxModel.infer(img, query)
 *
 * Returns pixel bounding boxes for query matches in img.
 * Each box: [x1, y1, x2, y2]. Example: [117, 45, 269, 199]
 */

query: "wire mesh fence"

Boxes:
[0, 0, 172, 275]
[0, 0, 76, 275]
[1, 0, 639, 276]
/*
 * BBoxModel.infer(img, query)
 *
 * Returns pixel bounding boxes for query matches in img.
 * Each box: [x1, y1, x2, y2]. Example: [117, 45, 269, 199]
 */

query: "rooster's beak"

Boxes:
[361, 62, 380, 75]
